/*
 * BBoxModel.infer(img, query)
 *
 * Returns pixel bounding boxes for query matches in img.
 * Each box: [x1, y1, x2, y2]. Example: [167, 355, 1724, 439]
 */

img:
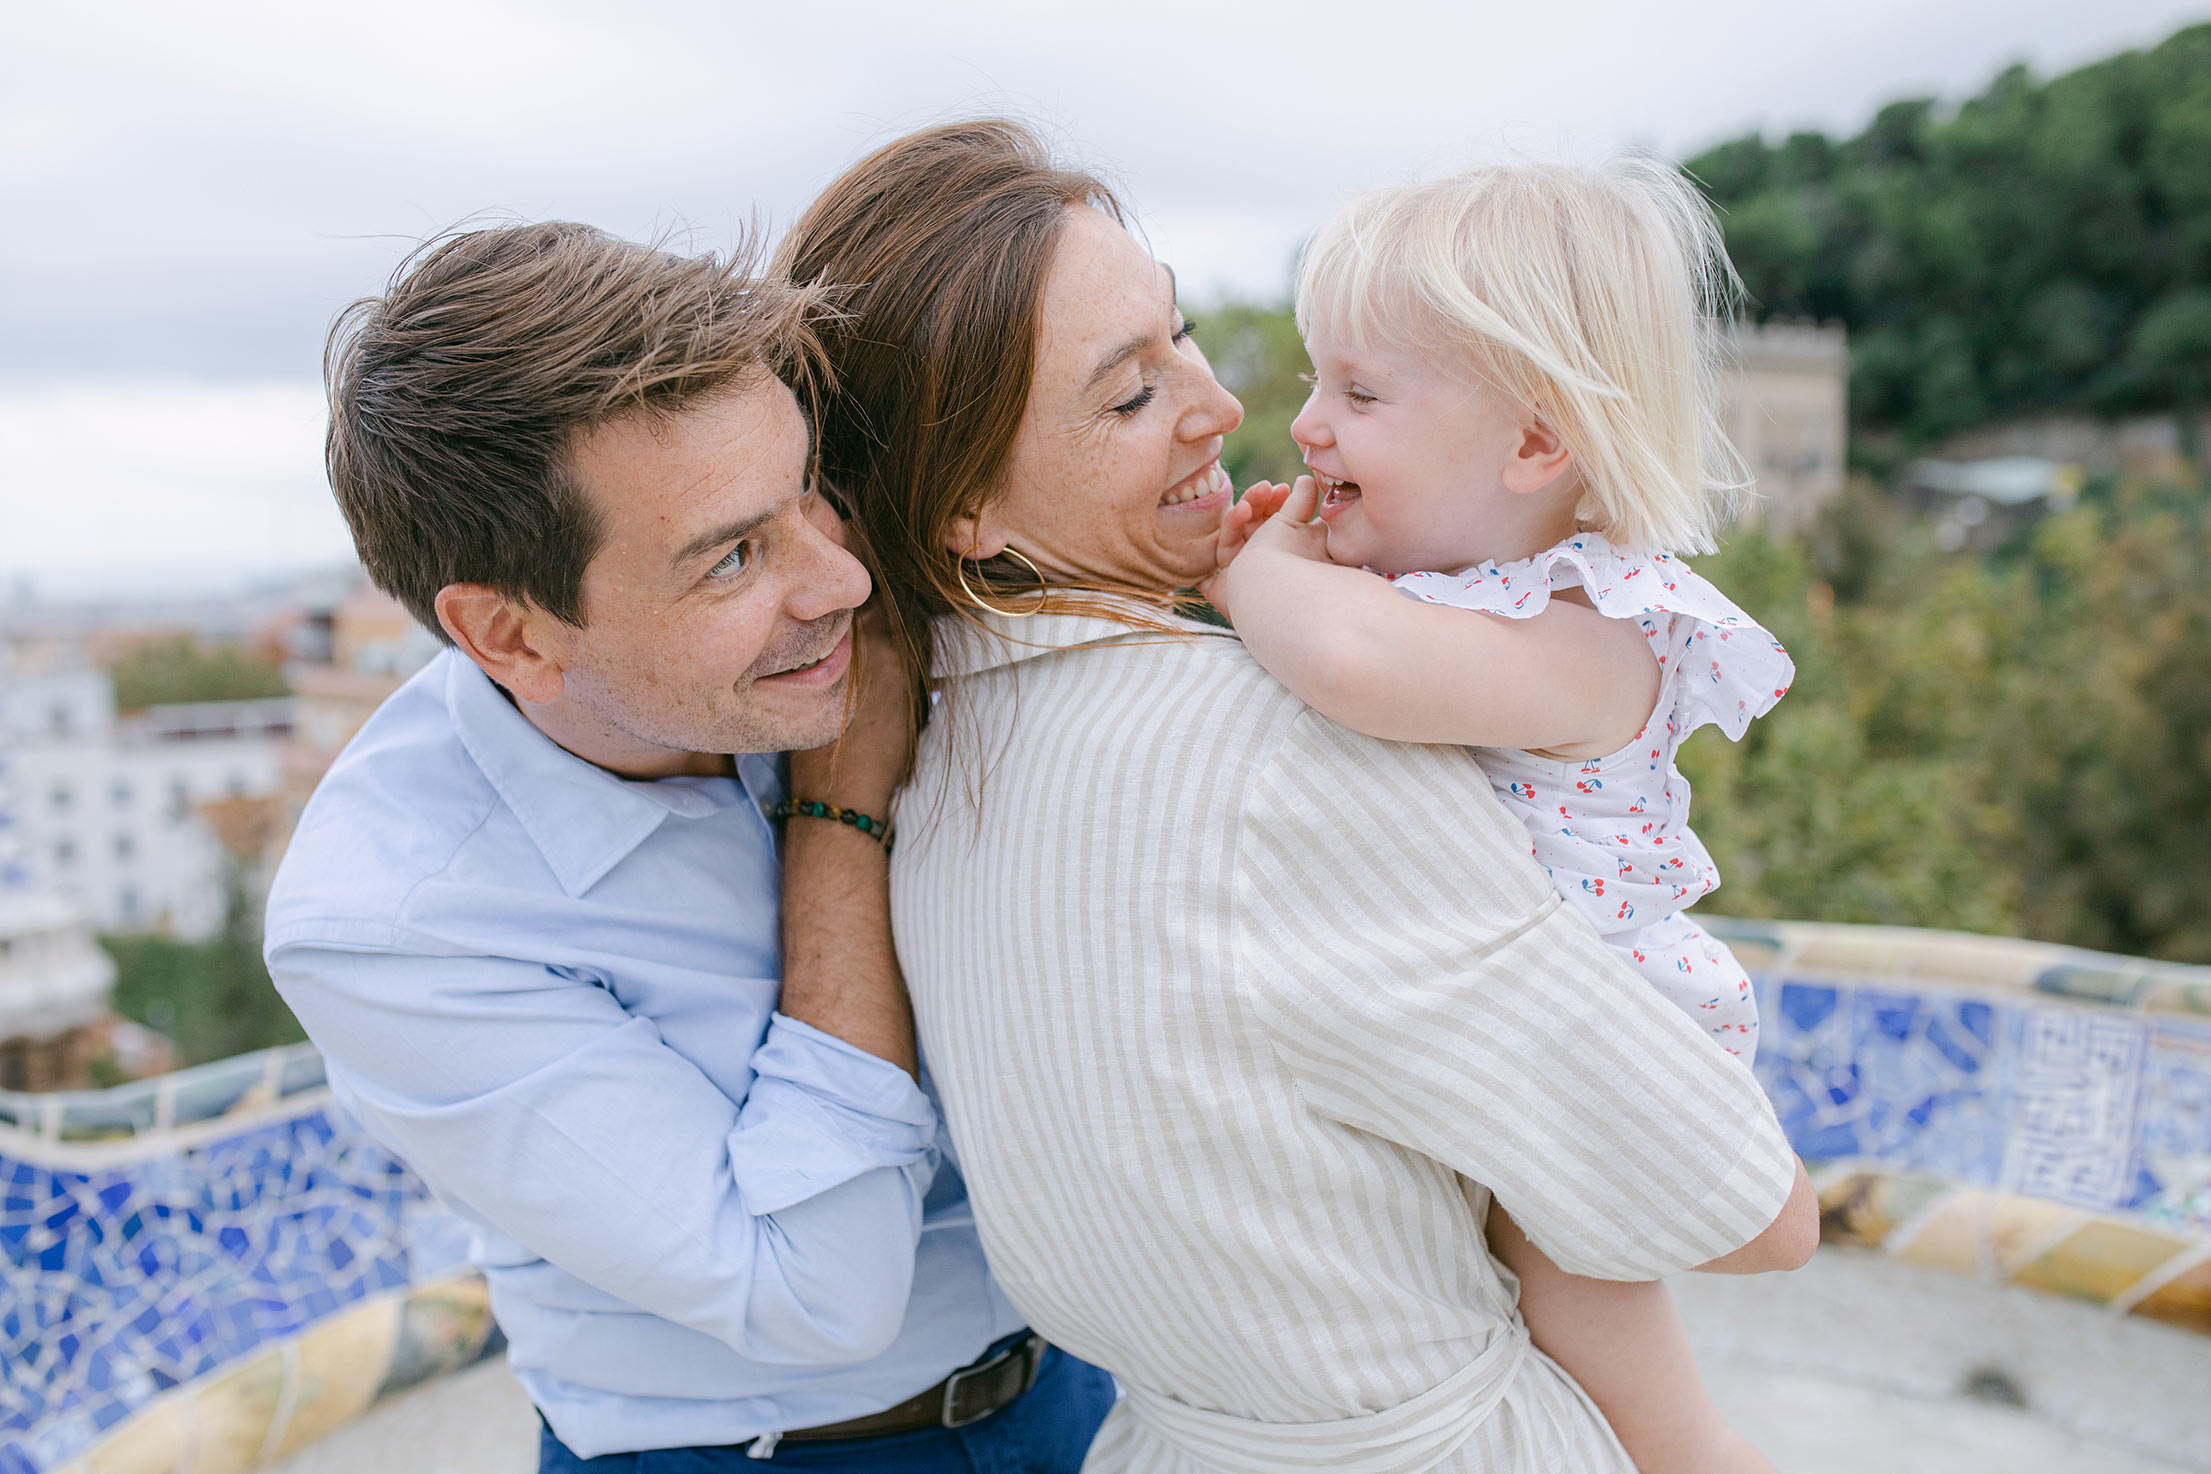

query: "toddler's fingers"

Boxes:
[1282, 475, 1321, 522]
[1246, 481, 1292, 522]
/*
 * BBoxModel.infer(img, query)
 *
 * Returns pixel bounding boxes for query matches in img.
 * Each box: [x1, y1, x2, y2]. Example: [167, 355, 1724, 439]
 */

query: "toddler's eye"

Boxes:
[1345, 387, 1377, 406]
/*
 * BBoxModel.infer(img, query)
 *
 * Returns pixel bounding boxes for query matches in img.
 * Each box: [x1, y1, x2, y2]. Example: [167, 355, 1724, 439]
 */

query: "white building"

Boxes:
[0, 658, 287, 940]
[0, 889, 118, 1090]
[1721, 322, 1850, 537]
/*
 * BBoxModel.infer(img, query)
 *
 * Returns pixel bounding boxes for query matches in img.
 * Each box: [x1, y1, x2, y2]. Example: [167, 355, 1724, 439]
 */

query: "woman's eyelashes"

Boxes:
[1107, 318, 1197, 418]
[1109, 383, 1156, 418]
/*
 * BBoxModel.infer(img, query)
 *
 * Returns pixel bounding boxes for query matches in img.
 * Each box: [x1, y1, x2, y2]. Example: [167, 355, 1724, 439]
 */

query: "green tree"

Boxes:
[109, 636, 288, 712]
[104, 875, 305, 1066]
[1690, 23, 2211, 446]
[1202, 299, 1311, 488]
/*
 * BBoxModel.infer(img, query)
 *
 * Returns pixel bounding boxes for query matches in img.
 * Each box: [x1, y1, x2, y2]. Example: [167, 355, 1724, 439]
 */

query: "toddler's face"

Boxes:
[1292, 322, 1559, 576]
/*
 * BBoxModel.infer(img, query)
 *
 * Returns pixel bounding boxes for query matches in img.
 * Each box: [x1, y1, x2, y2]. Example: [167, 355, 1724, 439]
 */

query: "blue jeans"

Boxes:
[537, 1347, 1115, 1473]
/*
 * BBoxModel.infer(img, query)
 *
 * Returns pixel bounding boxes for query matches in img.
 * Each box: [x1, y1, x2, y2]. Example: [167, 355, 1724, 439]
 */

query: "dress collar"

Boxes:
[929, 602, 1237, 681]
[440, 651, 742, 897]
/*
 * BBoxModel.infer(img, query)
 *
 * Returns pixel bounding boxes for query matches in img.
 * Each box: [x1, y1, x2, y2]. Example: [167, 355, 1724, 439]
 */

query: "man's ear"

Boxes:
[1500, 412, 1575, 498]
[434, 584, 567, 705]
[943, 507, 1007, 562]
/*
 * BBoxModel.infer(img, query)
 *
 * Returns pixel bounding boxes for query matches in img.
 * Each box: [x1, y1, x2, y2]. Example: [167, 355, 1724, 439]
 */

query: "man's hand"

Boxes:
[1199, 475, 1332, 624]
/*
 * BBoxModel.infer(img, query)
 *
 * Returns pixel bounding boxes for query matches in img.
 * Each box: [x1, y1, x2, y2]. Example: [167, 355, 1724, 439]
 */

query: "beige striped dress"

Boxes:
[891, 609, 1798, 1473]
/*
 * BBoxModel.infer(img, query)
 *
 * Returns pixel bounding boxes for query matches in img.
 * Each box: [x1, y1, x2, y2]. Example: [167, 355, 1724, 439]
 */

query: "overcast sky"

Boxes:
[5, 0, 2207, 597]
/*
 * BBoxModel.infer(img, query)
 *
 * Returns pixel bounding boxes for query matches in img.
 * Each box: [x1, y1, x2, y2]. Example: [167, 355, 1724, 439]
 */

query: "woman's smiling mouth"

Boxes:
[1160, 460, 1230, 512]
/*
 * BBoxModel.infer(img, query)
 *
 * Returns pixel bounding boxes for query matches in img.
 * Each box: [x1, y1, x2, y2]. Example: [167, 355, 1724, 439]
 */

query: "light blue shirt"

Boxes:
[264, 651, 1024, 1457]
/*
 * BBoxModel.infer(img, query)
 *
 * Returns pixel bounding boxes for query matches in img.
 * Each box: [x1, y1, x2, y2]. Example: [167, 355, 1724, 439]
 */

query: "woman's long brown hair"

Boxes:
[776, 119, 1188, 778]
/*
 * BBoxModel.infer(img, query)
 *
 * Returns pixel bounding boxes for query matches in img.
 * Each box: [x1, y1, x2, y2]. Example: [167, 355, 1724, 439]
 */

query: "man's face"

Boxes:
[542, 376, 871, 763]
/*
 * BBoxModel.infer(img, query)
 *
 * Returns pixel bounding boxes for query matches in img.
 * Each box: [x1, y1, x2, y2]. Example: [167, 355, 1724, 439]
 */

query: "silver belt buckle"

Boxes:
[941, 1336, 1032, 1428]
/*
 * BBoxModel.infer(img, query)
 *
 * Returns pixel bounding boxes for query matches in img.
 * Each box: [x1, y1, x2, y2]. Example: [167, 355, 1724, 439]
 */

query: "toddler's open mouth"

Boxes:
[1316, 472, 1361, 513]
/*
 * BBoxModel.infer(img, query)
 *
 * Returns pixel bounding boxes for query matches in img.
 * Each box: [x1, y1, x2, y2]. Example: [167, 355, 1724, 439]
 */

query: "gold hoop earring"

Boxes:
[955, 546, 1049, 619]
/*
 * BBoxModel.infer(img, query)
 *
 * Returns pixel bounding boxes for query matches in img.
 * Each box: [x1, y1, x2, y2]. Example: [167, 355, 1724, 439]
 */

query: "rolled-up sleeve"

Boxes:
[268, 941, 938, 1364]
[1236, 712, 1796, 1281]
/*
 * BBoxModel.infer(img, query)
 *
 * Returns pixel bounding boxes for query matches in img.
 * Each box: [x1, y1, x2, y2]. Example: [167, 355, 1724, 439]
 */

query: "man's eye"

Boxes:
[707, 542, 750, 578]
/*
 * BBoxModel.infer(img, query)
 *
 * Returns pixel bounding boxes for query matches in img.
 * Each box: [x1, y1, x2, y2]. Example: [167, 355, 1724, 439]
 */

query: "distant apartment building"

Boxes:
[1720, 322, 1849, 537]
[270, 581, 440, 869]
[0, 888, 120, 1091]
[0, 657, 287, 940]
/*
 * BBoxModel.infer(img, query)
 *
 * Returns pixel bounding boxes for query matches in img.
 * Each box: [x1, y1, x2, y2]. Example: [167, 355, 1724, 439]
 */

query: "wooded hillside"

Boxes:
[1686, 24, 2211, 448]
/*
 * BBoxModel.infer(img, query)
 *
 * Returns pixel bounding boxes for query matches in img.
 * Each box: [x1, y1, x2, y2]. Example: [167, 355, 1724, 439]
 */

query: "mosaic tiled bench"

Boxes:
[6, 920, 2211, 1474]
[0, 1047, 492, 1474]
[1712, 917, 2211, 1337]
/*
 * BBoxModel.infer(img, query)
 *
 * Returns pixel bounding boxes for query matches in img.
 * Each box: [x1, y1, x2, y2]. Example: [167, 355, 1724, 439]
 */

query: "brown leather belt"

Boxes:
[778, 1331, 1047, 1442]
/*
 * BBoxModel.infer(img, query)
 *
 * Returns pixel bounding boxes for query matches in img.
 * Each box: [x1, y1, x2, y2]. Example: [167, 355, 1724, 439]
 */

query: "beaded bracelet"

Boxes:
[771, 797, 894, 852]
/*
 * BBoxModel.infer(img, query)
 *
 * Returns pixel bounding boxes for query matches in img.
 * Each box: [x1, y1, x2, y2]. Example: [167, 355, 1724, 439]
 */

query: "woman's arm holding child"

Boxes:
[1202, 477, 1659, 755]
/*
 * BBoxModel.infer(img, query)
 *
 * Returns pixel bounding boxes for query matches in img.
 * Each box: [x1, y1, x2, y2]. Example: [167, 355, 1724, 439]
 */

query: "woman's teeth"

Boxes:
[1160, 462, 1230, 507]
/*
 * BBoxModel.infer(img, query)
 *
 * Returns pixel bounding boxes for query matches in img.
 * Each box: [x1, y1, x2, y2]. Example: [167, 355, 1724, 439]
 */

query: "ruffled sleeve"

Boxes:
[1390, 532, 1794, 742]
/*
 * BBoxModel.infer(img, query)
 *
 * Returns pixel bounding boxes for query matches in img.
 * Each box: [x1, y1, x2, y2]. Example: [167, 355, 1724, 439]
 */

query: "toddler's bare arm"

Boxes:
[1204, 478, 1658, 753]
[1490, 1203, 1777, 1474]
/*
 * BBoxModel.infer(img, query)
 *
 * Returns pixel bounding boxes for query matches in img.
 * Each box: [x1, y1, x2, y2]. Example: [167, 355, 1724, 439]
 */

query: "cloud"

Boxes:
[4, 0, 2206, 587]
[0, 382, 351, 592]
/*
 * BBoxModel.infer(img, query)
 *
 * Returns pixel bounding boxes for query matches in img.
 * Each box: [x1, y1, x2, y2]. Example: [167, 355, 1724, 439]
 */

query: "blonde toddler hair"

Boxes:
[1295, 158, 1749, 555]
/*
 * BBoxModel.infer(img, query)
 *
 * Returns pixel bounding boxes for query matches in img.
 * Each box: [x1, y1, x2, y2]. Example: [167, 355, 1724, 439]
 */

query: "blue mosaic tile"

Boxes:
[0, 1106, 460, 1474]
[1753, 973, 2211, 1232]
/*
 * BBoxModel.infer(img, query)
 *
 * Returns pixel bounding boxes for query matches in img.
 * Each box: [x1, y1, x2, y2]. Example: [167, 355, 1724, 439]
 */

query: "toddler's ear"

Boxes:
[1502, 416, 1574, 497]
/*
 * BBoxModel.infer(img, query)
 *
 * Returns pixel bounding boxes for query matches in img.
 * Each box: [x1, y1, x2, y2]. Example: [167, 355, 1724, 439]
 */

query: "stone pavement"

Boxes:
[270, 1249, 2211, 1474]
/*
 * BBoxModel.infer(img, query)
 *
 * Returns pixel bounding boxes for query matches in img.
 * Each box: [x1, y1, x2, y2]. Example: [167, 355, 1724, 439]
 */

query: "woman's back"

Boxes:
[893, 611, 1794, 1471]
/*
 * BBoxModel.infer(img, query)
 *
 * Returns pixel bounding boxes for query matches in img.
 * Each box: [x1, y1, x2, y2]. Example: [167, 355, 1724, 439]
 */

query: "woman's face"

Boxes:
[956, 206, 1244, 592]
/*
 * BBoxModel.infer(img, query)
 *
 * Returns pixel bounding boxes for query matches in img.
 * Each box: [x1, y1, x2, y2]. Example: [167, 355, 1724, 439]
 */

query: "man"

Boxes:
[265, 223, 1113, 1471]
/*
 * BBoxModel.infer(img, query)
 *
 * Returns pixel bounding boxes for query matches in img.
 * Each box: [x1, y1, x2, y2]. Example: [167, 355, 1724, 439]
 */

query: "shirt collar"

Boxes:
[930, 601, 1236, 680]
[441, 652, 741, 897]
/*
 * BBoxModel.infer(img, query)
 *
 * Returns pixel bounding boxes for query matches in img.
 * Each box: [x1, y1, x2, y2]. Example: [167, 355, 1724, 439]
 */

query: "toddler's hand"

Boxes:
[1214, 479, 1293, 570]
[1200, 476, 1329, 623]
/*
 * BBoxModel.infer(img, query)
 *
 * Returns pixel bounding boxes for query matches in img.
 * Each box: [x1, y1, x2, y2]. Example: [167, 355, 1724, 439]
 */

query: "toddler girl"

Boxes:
[1202, 160, 1793, 1474]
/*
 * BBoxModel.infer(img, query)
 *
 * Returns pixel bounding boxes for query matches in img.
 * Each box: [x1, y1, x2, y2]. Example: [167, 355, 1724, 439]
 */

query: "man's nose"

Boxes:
[787, 514, 873, 624]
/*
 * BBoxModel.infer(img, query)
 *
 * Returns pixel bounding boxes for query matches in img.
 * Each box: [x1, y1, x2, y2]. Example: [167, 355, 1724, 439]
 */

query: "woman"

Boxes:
[780, 121, 1814, 1472]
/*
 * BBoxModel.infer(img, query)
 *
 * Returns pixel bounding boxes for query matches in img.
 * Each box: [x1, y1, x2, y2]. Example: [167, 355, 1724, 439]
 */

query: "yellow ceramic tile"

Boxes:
[263, 1297, 402, 1462]
[171, 1347, 289, 1474]
[2011, 1221, 2195, 1305]
[75, 1393, 197, 1474]
[2131, 1254, 2211, 1336]
[1890, 1190, 2079, 1276]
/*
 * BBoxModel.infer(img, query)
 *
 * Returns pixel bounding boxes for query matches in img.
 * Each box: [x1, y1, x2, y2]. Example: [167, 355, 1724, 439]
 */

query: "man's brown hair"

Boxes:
[326, 222, 823, 639]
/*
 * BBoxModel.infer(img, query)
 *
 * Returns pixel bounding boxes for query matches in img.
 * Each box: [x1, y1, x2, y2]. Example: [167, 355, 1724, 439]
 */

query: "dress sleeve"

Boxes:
[266, 942, 940, 1364]
[1233, 712, 1796, 1280]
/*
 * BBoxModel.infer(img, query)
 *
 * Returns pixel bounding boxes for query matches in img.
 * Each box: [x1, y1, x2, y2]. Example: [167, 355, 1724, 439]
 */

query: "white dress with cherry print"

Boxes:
[1393, 531, 1794, 1061]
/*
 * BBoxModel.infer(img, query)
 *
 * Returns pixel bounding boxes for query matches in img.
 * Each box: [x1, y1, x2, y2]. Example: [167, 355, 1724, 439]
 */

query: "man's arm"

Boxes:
[271, 939, 937, 1366]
